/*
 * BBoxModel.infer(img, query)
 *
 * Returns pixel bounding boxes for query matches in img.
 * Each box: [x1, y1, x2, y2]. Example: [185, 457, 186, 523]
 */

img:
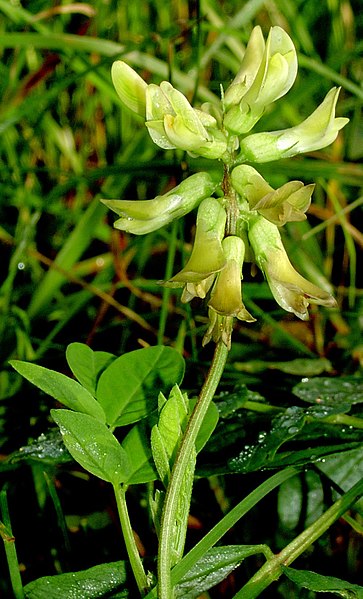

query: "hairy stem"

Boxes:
[157, 341, 229, 599]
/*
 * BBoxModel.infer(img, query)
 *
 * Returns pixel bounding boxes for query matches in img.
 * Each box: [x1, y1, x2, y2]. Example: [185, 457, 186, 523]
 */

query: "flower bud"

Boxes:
[164, 197, 227, 301]
[224, 26, 297, 134]
[231, 165, 313, 226]
[238, 87, 349, 162]
[111, 61, 147, 118]
[101, 172, 217, 235]
[248, 215, 337, 320]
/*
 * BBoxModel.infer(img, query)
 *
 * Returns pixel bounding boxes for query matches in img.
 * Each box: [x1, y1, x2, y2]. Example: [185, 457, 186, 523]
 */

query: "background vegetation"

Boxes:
[0, 0, 362, 597]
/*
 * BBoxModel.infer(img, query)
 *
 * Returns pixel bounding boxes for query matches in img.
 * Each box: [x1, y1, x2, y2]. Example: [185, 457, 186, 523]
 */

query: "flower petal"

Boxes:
[224, 26, 297, 134]
[248, 216, 337, 319]
[101, 173, 217, 234]
[231, 165, 313, 225]
[238, 87, 349, 162]
[208, 237, 251, 317]
[224, 25, 266, 108]
[164, 197, 227, 296]
[111, 61, 147, 118]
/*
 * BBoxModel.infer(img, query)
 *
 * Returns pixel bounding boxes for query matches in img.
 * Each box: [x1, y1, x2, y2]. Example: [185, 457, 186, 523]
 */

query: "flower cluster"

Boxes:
[104, 26, 347, 348]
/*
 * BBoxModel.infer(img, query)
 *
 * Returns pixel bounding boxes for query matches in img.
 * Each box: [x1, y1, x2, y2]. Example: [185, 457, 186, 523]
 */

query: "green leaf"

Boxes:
[96, 346, 185, 427]
[235, 357, 332, 376]
[66, 342, 115, 396]
[255, 440, 363, 473]
[278, 470, 325, 533]
[24, 560, 130, 598]
[228, 406, 306, 473]
[293, 376, 363, 407]
[151, 386, 189, 484]
[151, 384, 196, 566]
[150, 425, 171, 486]
[175, 545, 267, 598]
[51, 410, 130, 485]
[0, 32, 125, 57]
[215, 385, 267, 418]
[319, 446, 363, 507]
[122, 423, 158, 485]
[197, 394, 363, 477]
[283, 566, 363, 598]
[272, 358, 333, 376]
[277, 475, 303, 531]
[149, 488, 164, 538]
[6, 430, 71, 467]
[9, 360, 106, 423]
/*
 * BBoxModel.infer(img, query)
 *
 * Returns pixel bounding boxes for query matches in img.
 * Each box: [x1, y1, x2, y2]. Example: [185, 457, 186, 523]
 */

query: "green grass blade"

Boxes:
[27, 199, 106, 318]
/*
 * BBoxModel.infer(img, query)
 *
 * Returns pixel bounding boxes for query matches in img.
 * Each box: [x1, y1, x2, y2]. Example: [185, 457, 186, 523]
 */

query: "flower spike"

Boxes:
[107, 26, 346, 349]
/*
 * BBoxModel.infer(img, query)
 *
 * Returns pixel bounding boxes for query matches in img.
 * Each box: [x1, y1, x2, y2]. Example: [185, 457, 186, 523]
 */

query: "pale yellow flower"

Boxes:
[231, 165, 314, 226]
[204, 236, 255, 349]
[224, 26, 298, 134]
[248, 216, 337, 320]
[164, 198, 227, 301]
[101, 173, 216, 235]
[238, 88, 349, 163]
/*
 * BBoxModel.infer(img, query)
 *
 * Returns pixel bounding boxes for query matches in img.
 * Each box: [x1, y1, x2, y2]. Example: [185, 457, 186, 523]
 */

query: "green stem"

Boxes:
[234, 476, 363, 598]
[324, 413, 363, 429]
[113, 483, 149, 596]
[157, 341, 229, 599]
[171, 466, 299, 587]
[144, 467, 299, 599]
[0, 490, 24, 599]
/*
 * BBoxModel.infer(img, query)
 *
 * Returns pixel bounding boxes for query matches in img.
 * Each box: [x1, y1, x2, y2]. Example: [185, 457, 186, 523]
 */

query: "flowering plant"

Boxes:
[103, 25, 347, 348]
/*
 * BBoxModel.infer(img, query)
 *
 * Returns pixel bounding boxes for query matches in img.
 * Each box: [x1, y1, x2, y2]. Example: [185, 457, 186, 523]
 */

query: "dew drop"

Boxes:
[288, 426, 299, 435]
